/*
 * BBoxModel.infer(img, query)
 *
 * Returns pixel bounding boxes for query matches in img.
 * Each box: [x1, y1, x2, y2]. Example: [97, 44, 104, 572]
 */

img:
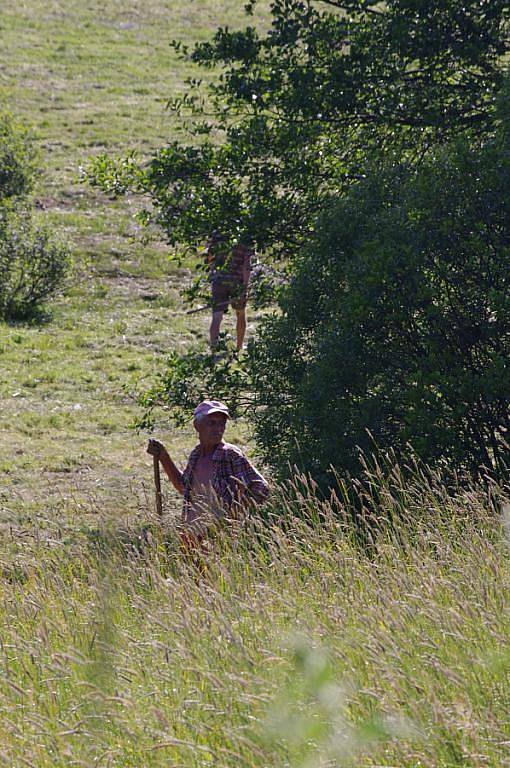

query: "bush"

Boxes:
[249, 129, 510, 485]
[0, 113, 37, 201]
[0, 211, 69, 321]
[0, 114, 69, 321]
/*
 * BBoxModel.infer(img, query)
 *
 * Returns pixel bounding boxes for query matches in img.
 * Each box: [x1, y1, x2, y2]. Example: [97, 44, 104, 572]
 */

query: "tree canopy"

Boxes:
[89, 0, 509, 262]
[89, 1, 510, 485]
[249, 128, 510, 483]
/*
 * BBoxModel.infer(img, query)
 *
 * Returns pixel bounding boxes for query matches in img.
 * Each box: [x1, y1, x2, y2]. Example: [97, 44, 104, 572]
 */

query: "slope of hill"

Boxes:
[0, 0, 269, 518]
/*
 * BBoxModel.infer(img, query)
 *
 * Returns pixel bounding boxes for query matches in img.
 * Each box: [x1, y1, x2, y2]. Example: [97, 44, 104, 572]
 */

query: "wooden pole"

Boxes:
[153, 454, 163, 518]
[185, 304, 210, 315]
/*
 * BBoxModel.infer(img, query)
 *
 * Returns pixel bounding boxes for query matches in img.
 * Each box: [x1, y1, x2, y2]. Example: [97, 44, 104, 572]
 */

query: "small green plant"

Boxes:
[0, 112, 70, 321]
[0, 112, 37, 201]
[0, 211, 70, 320]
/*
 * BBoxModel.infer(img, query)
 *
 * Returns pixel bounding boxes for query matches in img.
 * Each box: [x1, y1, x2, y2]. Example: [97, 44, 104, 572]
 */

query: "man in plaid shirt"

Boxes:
[147, 400, 269, 537]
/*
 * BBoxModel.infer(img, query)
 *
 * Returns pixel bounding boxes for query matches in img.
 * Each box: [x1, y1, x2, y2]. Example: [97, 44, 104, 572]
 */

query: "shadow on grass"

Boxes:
[1, 304, 55, 327]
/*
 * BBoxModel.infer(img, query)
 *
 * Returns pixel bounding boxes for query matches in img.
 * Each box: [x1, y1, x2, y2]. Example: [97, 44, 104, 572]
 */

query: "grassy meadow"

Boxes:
[1, 1, 510, 766]
[1, 466, 509, 766]
[0, 0, 269, 519]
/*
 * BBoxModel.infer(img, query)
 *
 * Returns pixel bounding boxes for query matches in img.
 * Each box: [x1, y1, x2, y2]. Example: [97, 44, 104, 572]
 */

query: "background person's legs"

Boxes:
[210, 280, 229, 350]
[210, 310, 225, 349]
[210, 280, 247, 351]
[235, 308, 247, 351]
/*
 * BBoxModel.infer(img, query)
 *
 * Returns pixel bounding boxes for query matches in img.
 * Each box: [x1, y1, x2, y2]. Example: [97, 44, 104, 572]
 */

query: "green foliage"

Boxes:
[0, 113, 70, 321]
[0, 210, 70, 321]
[136, 341, 250, 430]
[142, 109, 510, 484]
[81, 151, 142, 197]
[88, 0, 509, 262]
[87, 0, 510, 483]
[250, 130, 510, 484]
[0, 112, 37, 201]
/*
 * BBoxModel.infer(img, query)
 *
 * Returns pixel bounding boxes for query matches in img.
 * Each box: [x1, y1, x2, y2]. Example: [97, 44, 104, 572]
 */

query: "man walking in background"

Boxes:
[147, 399, 269, 542]
[206, 233, 253, 352]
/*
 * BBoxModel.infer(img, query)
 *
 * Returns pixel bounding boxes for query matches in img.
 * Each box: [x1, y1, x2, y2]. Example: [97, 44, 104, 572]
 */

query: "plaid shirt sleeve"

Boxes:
[228, 447, 269, 504]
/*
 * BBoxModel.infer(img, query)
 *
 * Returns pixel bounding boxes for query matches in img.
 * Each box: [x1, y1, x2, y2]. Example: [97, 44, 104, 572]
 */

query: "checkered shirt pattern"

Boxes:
[209, 244, 252, 285]
[182, 442, 269, 516]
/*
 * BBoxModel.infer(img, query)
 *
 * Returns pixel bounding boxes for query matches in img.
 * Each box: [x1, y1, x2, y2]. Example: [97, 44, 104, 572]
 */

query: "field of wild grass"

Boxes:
[1, 465, 509, 766]
[1, 2, 510, 765]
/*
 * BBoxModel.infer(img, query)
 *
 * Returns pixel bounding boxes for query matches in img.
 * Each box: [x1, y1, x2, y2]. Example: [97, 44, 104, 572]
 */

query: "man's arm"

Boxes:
[147, 439, 185, 495]
[206, 241, 215, 267]
[231, 450, 269, 505]
[242, 247, 252, 286]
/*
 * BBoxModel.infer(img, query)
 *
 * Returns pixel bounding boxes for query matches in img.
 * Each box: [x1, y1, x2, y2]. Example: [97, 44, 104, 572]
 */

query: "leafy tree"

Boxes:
[249, 128, 510, 484]
[88, 0, 509, 264]
[137, 82, 510, 484]
[93, 2, 509, 484]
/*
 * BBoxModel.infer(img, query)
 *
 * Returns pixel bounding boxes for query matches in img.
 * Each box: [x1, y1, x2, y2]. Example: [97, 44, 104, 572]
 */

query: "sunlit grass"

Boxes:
[0, 462, 508, 766]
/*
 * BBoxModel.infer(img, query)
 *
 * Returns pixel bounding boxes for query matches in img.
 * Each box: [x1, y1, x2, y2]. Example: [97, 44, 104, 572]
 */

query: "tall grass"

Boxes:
[0, 461, 509, 766]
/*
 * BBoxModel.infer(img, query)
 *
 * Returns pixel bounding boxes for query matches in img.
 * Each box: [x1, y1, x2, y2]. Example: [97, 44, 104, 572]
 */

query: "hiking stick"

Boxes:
[152, 454, 163, 518]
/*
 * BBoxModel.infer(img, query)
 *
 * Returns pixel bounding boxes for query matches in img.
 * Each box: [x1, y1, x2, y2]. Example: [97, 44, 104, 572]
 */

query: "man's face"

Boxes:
[195, 412, 227, 445]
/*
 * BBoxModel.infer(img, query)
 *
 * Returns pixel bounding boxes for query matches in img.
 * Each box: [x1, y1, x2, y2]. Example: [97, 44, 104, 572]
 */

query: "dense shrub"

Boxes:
[0, 114, 69, 321]
[0, 211, 69, 320]
[0, 113, 37, 201]
[249, 129, 510, 485]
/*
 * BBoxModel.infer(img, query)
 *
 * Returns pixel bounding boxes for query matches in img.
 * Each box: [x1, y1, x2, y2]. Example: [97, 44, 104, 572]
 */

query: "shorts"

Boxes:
[211, 279, 248, 313]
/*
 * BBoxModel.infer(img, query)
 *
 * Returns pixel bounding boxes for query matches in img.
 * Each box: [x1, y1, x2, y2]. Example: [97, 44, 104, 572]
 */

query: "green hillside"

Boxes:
[0, 0, 269, 519]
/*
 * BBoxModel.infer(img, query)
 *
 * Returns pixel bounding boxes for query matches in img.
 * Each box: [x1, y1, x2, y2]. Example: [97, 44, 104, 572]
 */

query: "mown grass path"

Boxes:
[0, 0, 267, 519]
